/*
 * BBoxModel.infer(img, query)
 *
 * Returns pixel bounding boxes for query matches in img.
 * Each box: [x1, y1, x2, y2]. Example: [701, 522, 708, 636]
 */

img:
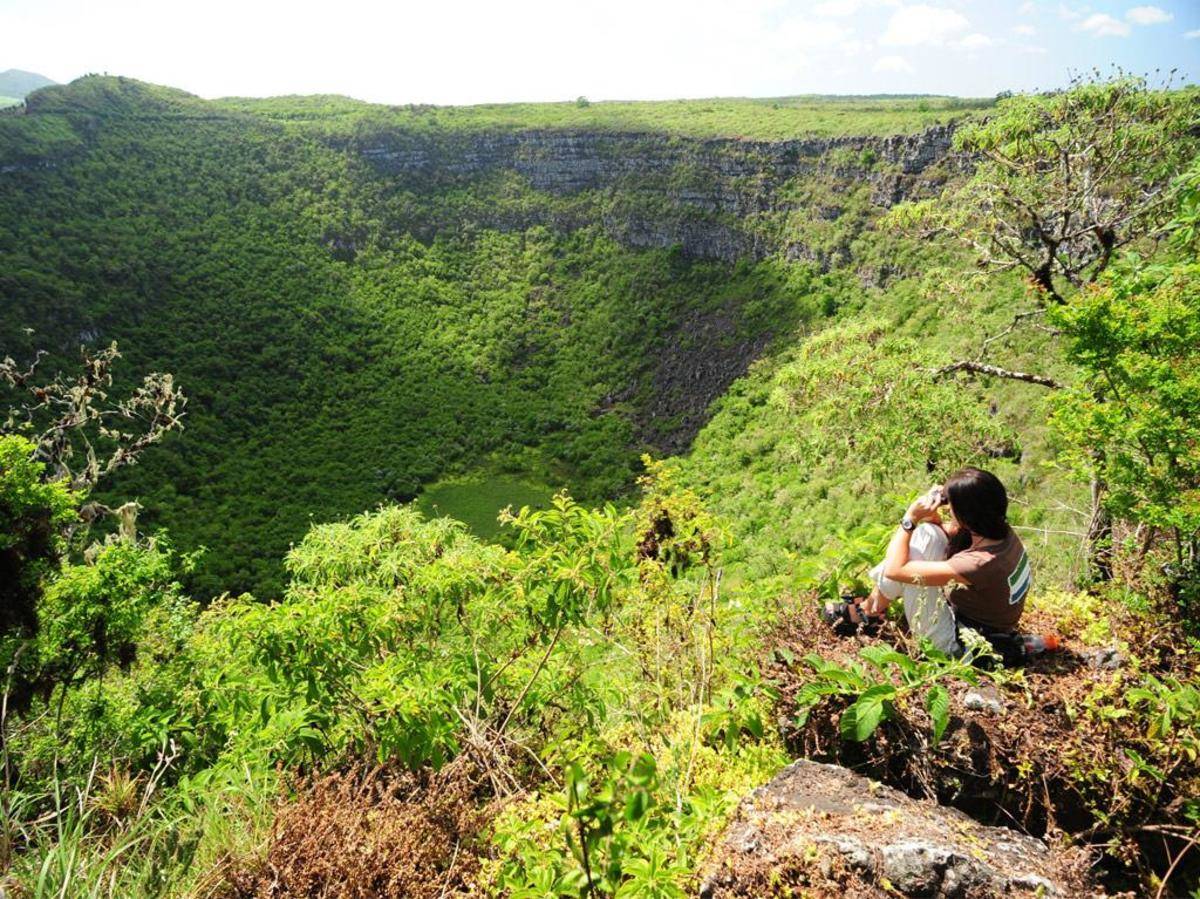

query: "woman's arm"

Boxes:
[881, 493, 970, 588]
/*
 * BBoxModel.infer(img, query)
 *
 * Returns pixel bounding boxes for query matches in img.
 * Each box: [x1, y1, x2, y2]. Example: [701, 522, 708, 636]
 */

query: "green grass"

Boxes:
[215, 92, 994, 139]
[415, 475, 558, 540]
[0, 95, 20, 108]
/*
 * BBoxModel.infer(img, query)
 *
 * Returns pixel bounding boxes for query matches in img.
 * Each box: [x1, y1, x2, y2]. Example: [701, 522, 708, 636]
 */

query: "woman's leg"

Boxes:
[832, 524, 952, 636]
[864, 522, 949, 610]
[897, 524, 958, 654]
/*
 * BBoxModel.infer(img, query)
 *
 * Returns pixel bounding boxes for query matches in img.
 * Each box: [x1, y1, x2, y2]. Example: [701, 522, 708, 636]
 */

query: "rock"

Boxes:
[963, 685, 1005, 715]
[698, 759, 1092, 897]
[630, 310, 772, 454]
[1083, 647, 1124, 670]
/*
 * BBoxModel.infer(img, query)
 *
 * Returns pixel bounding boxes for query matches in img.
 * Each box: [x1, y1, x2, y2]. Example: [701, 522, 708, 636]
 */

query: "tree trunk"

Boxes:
[1086, 475, 1113, 582]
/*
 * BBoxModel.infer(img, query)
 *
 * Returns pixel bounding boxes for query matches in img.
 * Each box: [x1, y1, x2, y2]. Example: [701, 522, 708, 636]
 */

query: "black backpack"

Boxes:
[957, 616, 1026, 668]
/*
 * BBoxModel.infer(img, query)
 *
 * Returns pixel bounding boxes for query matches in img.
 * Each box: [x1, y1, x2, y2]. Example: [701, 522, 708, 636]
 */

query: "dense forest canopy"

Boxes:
[0, 77, 1006, 596]
[1, 77, 831, 595]
[1, 73, 1199, 898]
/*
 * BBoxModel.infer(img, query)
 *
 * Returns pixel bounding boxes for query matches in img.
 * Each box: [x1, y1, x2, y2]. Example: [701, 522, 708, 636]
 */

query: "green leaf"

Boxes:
[628, 752, 657, 786]
[623, 788, 651, 822]
[840, 684, 895, 742]
[926, 684, 950, 745]
[859, 645, 916, 676]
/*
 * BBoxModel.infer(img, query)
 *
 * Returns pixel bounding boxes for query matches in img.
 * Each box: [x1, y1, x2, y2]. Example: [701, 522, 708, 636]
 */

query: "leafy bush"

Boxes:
[0, 434, 77, 655]
[490, 725, 787, 899]
[791, 644, 979, 746]
[1048, 167, 1200, 604]
[36, 539, 193, 688]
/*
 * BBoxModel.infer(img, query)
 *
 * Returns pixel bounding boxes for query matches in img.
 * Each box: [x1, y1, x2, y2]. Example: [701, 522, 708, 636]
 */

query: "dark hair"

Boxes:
[944, 467, 1009, 540]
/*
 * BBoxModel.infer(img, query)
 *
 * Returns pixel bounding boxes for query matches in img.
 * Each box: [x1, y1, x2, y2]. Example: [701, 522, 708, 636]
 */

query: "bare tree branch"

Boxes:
[915, 74, 1195, 306]
[1, 341, 187, 502]
[933, 360, 1063, 389]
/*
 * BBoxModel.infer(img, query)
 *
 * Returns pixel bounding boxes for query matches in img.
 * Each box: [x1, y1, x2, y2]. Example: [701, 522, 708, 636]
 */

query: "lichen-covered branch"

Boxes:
[933, 360, 1062, 389]
[1, 341, 187, 494]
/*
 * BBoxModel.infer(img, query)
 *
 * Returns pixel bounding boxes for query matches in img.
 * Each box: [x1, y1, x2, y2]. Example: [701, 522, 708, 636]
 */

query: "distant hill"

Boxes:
[0, 69, 56, 100]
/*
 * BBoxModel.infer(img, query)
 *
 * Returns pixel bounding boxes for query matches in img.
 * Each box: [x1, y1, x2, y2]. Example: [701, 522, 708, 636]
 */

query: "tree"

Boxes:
[889, 74, 1198, 579]
[1049, 165, 1200, 608]
[0, 436, 77, 665]
[891, 72, 1197, 306]
[1, 341, 186, 531]
[0, 341, 187, 713]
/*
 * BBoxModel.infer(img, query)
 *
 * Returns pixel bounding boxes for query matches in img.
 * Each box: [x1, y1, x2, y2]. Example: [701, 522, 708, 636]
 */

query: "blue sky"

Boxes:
[1, 0, 1197, 104]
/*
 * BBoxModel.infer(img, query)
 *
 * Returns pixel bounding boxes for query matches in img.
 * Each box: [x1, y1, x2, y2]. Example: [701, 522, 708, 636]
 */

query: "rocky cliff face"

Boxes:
[701, 760, 1093, 898]
[352, 124, 963, 264]
[344, 122, 966, 452]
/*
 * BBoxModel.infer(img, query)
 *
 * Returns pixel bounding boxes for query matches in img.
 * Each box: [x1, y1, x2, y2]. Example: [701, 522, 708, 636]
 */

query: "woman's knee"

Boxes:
[910, 523, 949, 561]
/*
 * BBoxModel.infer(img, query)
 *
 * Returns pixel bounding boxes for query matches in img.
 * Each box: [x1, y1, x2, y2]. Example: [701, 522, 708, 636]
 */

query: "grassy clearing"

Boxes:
[415, 475, 558, 540]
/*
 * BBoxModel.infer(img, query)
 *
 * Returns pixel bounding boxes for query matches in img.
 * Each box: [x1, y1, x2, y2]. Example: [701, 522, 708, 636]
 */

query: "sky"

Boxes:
[1, 0, 1197, 104]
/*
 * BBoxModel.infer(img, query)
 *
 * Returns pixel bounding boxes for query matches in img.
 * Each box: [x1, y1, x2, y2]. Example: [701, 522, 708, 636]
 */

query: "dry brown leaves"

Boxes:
[225, 760, 488, 899]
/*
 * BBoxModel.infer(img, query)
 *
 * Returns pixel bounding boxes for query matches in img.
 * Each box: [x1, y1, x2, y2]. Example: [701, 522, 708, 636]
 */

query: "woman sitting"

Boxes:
[826, 467, 1031, 655]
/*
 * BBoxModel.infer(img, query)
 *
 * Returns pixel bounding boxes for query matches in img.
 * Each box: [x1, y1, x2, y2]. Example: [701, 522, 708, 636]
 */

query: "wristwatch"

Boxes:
[900, 515, 916, 533]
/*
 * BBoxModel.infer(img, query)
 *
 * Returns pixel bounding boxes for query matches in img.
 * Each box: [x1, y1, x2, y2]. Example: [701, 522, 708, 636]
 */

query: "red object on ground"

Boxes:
[1022, 634, 1061, 654]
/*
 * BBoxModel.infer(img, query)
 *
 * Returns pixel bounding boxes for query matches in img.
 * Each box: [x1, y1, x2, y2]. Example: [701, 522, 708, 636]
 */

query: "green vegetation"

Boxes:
[1, 75, 820, 596]
[415, 474, 557, 540]
[1049, 222, 1200, 609]
[216, 92, 992, 140]
[1, 73, 1199, 897]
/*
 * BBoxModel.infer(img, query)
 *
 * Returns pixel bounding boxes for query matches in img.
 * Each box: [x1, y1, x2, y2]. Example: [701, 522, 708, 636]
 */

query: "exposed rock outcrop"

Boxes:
[700, 760, 1093, 898]
[353, 125, 965, 263]
[595, 308, 773, 453]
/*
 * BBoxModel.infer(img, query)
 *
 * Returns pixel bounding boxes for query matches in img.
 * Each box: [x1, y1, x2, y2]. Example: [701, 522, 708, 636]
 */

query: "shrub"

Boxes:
[227, 763, 485, 899]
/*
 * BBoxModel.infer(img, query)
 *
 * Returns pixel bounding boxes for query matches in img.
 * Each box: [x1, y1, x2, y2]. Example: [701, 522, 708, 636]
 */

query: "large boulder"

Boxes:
[699, 760, 1095, 898]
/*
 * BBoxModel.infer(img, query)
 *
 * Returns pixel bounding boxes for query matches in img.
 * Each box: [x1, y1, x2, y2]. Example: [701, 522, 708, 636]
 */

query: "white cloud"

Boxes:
[839, 38, 874, 56]
[873, 54, 914, 73]
[1079, 13, 1132, 36]
[1013, 24, 1037, 36]
[958, 32, 995, 49]
[1126, 6, 1172, 25]
[1017, 1, 1036, 13]
[813, 0, 862, 16]
[1187, 29, 1200, 39]
[766, 18, 852, 50]
[1058, 3, 1086, 21]
[880, 4, 970, 46]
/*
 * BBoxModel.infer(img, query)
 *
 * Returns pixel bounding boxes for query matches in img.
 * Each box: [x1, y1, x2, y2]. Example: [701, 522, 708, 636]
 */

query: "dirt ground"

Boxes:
[765, 598, 1198, 894]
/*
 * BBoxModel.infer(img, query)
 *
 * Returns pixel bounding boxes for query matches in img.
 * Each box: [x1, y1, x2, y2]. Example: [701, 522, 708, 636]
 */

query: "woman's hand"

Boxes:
[906, 488, 942, 523]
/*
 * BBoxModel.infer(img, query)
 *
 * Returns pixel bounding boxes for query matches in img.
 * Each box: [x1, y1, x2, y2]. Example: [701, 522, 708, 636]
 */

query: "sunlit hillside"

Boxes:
[1, 71, 1198, 898]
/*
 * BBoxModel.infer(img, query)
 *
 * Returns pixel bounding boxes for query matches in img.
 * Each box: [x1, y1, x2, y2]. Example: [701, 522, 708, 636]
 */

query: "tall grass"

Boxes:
[1, 760, 277, 898]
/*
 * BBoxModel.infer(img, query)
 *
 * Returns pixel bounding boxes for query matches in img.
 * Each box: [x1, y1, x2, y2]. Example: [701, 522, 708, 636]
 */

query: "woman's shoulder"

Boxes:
[948, 530, 1021, 573]
[1004, 527, 1027, 557]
